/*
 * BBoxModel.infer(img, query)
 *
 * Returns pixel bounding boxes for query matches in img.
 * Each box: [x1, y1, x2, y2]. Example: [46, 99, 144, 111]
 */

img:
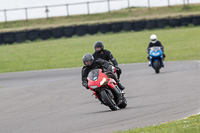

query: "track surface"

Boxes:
[0, 61, 200, 133]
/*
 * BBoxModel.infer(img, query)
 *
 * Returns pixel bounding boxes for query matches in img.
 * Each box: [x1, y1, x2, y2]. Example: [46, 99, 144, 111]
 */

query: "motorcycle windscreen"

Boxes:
[88, 69, 99, 81]
[151, 47, 160, 52]
[150, 47, 162, 57]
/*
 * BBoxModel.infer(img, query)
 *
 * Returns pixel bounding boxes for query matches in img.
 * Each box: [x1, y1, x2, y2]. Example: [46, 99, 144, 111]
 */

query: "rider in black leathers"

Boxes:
[92, 41, 122, 79]
[81, 53, 125, 90]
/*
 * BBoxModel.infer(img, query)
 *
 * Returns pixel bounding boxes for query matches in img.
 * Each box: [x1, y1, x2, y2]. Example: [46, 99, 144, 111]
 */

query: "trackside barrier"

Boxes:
[0, 15, 200, 44]
[169, 18, 181, 27]
[181, 16, 193, 26]
[40, 29, 52, 40]
[51, 27, 64, 39]
[76, 25, 88, 36]
[122, 22, 134, 31]
[0, 33, 3, 45]
[192, 15, 200, 25]
[133, 20, 146, 31]
[111, 22, 123, 33]
[157, 18, 169, 28]
[15, 31, 27, 43]
[63, 26, 75, 37]
[100, 23, 111, 34]
[27, 29, 40, 41]
[145, 19, 157, 29]
[2, 32, 15, 44]
[88, 24, 99, 35]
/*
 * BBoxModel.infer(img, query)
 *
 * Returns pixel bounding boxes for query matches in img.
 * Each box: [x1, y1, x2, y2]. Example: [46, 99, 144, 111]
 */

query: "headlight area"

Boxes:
[100, 77, 108, 86]
[152, 52, 160, 56]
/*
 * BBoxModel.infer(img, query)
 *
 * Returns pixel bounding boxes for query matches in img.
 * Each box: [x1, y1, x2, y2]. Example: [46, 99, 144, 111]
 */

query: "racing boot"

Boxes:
[148, 61, 151, 67]
[161, 63, 164, 68]
[162, 56, 165, 68]
[117, 83, 125, 90]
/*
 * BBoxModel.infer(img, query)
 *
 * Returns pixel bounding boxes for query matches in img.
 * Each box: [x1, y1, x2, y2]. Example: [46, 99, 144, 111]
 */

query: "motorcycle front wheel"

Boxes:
[100, 90, 118, 111]
[153, 60, 160, 73]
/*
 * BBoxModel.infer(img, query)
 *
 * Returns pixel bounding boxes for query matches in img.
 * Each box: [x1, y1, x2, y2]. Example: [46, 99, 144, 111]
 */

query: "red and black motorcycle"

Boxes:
[87, 68, 127, 111]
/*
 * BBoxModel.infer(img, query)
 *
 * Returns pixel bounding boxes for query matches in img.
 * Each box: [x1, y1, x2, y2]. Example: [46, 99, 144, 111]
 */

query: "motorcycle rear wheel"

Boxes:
[100, 90, 118, 111]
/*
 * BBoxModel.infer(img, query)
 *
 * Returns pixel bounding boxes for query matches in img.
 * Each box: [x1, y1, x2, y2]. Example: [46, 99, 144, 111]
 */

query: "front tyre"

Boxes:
[153, 60, 160, 74]
[100, 90, 118, 111]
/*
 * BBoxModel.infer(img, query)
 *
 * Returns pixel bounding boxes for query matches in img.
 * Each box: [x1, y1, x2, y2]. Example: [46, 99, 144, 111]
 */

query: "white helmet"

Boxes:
[150, 34, 157, 44]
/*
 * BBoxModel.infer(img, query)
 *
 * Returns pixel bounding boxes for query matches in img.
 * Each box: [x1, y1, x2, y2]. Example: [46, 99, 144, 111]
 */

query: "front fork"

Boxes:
[107, 78, 122, 105]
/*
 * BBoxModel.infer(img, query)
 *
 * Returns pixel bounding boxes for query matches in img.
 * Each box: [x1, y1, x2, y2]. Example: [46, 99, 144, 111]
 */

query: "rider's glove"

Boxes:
[115, 66, 122, 75]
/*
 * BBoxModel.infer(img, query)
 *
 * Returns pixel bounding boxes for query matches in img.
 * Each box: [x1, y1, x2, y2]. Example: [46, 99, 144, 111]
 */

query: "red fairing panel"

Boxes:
[88, 69, 108, 89]
[107, 78, 117, 89]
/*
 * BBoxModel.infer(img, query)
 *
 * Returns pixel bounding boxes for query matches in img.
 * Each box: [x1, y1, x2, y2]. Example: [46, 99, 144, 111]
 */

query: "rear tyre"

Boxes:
[118, 96, 127, 109]
[100, 90, 118, 111]
[153, 60, 160, 74]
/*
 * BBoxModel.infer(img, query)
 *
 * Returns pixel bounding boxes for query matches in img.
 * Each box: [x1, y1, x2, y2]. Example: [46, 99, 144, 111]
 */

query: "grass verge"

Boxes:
[0, 26, 200, 73]
[115, 114, 200, 133]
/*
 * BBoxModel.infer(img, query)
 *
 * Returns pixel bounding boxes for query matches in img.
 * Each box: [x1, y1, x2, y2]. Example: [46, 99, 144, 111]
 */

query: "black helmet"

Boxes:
[82, 53, 94, 66]
[94, 41, 104, 53]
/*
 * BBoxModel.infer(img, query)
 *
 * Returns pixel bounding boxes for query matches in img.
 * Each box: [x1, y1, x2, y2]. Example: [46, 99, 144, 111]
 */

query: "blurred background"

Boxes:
[0, 0, 200, 22]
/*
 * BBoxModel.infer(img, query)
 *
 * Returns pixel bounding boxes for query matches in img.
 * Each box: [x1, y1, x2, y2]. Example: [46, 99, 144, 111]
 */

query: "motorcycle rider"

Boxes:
[146, 34, 165, 67]
[92, 41, 122, 79]
[81, 53, 125, 90]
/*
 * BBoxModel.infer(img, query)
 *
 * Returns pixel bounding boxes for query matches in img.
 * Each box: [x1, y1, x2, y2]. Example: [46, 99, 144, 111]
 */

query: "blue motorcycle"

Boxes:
[149, 47, 164, 73]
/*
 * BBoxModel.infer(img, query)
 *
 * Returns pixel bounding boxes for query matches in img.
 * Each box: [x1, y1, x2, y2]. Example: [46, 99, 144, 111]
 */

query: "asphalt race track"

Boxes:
[0, 61, 200, 133]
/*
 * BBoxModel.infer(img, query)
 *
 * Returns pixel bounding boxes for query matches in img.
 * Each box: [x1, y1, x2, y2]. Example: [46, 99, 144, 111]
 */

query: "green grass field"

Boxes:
[115, 114, 200, 133]
[1, 4, 200, 32]
[0, 25, 200, 73]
